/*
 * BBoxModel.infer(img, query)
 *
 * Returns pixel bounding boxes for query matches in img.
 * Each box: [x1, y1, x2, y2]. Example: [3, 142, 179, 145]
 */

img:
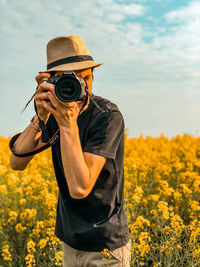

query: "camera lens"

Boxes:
[55, 76, 82, 102]
[61, 83, 75, 97]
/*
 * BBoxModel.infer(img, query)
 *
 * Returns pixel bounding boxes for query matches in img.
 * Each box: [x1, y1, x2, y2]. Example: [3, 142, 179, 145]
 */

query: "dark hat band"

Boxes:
[47, 55, 94, 70]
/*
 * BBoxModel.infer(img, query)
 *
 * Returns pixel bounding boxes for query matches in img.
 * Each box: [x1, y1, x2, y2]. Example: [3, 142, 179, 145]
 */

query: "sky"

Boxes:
[0, 0, 200, 138]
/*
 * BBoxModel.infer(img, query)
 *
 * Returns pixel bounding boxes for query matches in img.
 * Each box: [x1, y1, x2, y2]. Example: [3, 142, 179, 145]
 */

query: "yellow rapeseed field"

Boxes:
[1, 134, 200, 266]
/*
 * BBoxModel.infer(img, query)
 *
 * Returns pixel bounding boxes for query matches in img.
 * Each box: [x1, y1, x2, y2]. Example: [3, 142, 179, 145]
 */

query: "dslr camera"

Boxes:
[44, 71, 86, 103]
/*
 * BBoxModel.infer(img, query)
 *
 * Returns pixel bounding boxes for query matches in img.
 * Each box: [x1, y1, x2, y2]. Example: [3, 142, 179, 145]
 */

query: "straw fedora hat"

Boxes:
[40, 35, 103, 73]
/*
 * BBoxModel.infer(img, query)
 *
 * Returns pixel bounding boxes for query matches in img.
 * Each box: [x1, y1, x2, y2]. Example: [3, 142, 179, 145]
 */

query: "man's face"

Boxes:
[53, 68, 93, 94]
[75, 68, 93, 94]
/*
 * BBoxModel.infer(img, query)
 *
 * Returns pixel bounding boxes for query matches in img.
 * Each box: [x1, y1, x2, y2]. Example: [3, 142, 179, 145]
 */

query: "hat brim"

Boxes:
[39, 61, 103, 73]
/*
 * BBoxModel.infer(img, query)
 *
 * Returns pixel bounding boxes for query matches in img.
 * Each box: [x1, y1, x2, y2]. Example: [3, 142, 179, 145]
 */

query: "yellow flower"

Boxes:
[157, 201, 169, 220]
[20, 208, 37, 225]
[7, 210, 18, 224]
[0, 164, 7, 175]
[148, 194, 160, 202]
[150, 209, 158, 216]
[170, 214, 185, 236]
[25, 253, 36, 267]
[142, 199, 148, 206]
[173, 191, 182, 202]
[189, 200, 200, 212]
[176, 244, 182, 250]
[163, 226, 172, 235]
[1, 242, 12, 261]
[134, 232, 151, 257]
[193, 248, 200, 258]
[27, 239, 36, 253]
[159, 180, 174, 196]
[138, 232, 151, 243]
[180, 182, 192, 195]
[55, 251, 63, 266]
[101, 248, 112, 260]
[193, 176, 200, 191]
[15, 223, 27, 232]
[6, 173, 19, 186]
[0, 184, 8, 195]
[134, 186, 144, 195]
[19, 198, 26, 205]
[38, 238, 48, 249]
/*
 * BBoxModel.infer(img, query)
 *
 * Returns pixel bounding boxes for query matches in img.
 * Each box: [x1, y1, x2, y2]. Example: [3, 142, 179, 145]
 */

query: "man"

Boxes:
[10, 35, 131, 266]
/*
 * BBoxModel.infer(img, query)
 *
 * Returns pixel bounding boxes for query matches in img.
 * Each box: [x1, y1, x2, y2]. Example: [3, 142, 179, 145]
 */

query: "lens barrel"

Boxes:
[47, 72, 85, 103]
[55, 75, 83, 102]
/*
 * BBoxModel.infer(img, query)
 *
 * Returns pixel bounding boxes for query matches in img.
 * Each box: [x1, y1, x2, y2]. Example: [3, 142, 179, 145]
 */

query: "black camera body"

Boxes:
[44, 71, 86, 103]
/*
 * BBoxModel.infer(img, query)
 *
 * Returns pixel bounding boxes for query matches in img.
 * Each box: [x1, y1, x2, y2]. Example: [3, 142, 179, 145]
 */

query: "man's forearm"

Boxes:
[60, 125, 91, 199]
[10, 115, 42, 170]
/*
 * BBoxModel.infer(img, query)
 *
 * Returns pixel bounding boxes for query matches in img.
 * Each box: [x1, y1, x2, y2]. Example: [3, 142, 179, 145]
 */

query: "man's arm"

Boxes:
[10, 115, 42, 170]
[60, 125, 106, 199]
[10, 73, 53, 171]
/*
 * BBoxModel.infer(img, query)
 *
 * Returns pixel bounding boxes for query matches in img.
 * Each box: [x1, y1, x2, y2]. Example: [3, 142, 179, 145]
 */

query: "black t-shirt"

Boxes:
[10, 94, 130, 252]
[46, 95, 130, 252]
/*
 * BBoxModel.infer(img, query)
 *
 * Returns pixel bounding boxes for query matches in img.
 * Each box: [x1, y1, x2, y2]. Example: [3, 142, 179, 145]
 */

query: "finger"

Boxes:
[36, 82, 55, 94]
[36, 100, 54, 111]
[63, 102, 76, 108]
[47, 92, 74, 120]
[35, 73, 51, 85]
[36, 98, 54, 108]
[48, 92, 77, 113]
[47, 91, 60, 109]
[42, 100, 57, 116]
[34, 92, 49, 101]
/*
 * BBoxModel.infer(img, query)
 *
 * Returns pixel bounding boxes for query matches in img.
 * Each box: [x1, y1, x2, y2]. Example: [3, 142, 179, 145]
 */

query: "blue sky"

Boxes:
[0, 0, 200, 138]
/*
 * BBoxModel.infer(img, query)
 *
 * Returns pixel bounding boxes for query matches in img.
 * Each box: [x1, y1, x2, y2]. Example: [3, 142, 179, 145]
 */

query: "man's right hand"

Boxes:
[34, 73, 54, 123]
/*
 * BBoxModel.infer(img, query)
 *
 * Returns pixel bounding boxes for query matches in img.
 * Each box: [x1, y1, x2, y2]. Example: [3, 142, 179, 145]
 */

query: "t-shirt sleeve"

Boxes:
[83, 110, 124, 159]
[9, 133, 22, 152]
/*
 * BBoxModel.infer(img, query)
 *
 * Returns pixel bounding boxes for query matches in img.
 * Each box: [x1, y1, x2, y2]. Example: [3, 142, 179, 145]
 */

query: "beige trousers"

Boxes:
[61, 239, 132, 267]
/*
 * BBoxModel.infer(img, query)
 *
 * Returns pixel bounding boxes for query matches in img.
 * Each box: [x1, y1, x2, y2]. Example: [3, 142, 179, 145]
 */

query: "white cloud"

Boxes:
[165, 1, 200, 22]
[0, 0, 199, 137]
[163, 2, 200, 57]
[113, 3, 146, 16]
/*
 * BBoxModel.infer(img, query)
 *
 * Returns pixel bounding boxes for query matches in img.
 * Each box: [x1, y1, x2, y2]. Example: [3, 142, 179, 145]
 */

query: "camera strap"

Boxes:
[9, 129, 60, 158]
[33, 99, 51, 143]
